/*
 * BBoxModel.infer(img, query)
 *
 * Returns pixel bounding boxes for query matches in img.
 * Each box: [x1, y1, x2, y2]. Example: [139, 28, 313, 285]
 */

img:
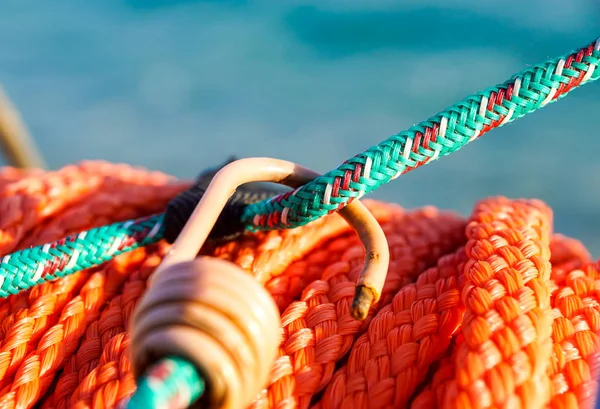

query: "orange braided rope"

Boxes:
[0, 162, 597, 409]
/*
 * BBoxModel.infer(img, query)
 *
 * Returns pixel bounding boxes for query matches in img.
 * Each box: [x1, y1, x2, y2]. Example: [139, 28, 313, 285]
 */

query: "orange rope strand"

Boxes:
[0, 162, 597, 409]
[43, 244, 167, 409]
[252, 208, 465, 409]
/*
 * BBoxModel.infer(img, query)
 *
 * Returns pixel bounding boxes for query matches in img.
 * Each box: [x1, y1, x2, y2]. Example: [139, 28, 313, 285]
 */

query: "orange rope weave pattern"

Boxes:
[0, 162, 596, 409]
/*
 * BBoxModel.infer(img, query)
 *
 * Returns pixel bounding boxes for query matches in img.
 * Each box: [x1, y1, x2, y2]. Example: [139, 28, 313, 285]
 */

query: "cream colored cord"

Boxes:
[0, 85, 46, 169]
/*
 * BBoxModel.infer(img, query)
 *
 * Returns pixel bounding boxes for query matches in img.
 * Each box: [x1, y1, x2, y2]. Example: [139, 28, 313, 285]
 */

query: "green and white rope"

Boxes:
[123, 356, 205, 409]
[241, 37, 600, 231]
[0, 37, 596, 304]
[0, 215, 164, 298]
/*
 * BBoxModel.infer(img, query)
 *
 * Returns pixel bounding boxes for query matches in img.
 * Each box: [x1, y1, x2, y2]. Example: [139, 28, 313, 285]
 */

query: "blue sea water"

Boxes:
[0, 1, 599, 254]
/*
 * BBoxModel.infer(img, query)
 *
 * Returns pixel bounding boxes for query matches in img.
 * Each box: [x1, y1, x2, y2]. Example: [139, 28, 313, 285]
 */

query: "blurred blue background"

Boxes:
[0, 1, 598, 253]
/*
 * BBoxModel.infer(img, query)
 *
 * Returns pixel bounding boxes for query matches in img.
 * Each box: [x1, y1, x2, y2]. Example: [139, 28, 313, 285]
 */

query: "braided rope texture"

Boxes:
[0, 214, 164, 298]
[0, 163, 596, 409]
[0, 40, 594, 300]
[242, 38, 600, 231]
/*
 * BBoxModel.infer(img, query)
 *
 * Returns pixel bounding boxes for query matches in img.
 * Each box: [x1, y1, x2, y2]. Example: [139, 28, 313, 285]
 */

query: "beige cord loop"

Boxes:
[152, 157, 390, 316]
[131, 157, 390, 409]
[0, 86, 46, 169]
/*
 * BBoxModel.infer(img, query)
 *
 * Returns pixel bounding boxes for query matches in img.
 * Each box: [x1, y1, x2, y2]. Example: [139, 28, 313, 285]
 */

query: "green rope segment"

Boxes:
[0, 214, 164, 298]
[125, 356, 205, 409]
[241, 37, 600, 231]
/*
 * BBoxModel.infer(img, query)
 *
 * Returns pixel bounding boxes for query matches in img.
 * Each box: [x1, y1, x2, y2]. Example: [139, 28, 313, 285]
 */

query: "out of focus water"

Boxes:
[0, 1, 598, 253]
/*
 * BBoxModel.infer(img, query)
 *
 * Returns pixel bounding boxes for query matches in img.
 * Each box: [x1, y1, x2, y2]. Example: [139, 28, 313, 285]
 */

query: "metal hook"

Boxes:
[153, 157, 390, 320]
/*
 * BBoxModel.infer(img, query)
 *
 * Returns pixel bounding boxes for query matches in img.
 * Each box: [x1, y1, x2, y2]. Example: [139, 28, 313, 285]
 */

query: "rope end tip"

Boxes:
[351, 285, 376, 321]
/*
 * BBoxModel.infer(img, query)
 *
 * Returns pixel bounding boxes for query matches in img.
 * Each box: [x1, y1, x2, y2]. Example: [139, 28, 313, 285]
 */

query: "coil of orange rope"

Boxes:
[127, 158, 391, 409]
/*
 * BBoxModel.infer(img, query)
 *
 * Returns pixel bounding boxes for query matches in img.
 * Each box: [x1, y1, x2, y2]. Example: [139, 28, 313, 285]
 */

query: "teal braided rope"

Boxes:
[241, 37, 600, 231]
[0, 214, 164, 298]
[0, 39, 596, 301]
[125, 356, 205, 409]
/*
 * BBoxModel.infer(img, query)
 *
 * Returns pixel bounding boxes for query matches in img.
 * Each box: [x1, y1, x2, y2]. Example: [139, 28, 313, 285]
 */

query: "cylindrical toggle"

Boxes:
[131, 257, 281, 409]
